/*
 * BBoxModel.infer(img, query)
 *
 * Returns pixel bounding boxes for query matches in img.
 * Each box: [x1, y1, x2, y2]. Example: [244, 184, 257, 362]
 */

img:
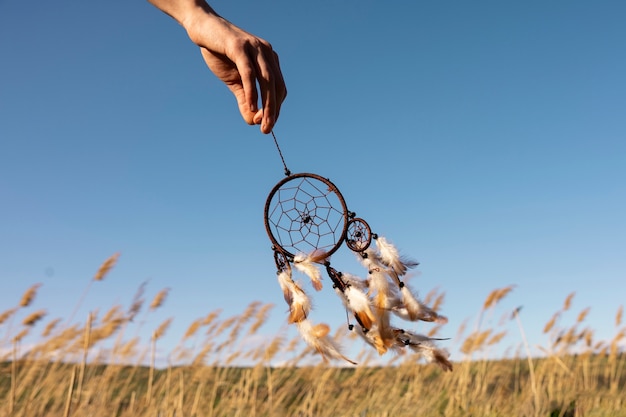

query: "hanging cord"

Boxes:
[271, 131, 291, 176]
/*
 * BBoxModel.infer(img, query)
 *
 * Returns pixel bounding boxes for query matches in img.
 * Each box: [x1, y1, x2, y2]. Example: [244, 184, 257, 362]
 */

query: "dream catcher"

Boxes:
[263, 133, 453, 371]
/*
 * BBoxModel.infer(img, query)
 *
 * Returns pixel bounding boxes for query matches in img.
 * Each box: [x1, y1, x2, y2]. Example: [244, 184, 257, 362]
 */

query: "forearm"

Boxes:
[147, 0, 215, 27]
[147, 0, 229, 49]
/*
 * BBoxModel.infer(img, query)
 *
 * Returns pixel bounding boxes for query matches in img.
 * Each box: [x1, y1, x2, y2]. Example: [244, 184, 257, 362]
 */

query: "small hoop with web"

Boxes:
[262, 132, 453, 370]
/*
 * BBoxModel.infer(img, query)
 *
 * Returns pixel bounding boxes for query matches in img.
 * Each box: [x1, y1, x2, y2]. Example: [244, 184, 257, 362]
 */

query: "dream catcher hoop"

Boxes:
[263, 133, 453, 371]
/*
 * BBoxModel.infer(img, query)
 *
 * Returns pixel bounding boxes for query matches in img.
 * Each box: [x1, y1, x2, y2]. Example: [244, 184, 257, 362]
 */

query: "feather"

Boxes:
[296, 319, 356, 364]
[354, 324, 387, 355]
[276, 270, 294, 306]
[357, 249, 398, 346]
[293, 252, 323, 291]
[393, 285, 448, 324]
[375, 236, 418, 276]
[394, 328, 453, 371]
[277, 270, 311, 323]
[343, 286, 376, 330]
[288, 282, 311, 324]
[340, 272, 369, 293]
[359, 249, 391, 309]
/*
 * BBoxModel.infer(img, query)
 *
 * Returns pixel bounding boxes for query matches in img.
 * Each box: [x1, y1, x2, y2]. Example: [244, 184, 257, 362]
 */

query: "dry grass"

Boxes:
[1, 255, 625, 417]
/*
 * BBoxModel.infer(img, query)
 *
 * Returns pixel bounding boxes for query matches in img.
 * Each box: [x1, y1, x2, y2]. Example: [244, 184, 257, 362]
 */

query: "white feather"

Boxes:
[375, 236, 418, 276]
[276, 270, 294, 305]
[293, 253, 323, 291]
[344, 286, 376, 330]
[340, 272, 369, 292]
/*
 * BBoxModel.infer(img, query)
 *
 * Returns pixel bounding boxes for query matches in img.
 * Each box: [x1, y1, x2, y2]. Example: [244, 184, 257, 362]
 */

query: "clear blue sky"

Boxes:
[1, 1, 625, 364]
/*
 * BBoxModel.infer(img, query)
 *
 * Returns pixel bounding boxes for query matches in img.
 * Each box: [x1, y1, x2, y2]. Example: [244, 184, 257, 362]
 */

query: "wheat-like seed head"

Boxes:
[94, 252, 120, 281]
[191, 343, 214, 367]
[39, 325, 82, 355]
[248, 303, 274, 336]
[19, 283, 42, 307]
[455, 318, 468, 340]
[483, 285, 515, 310]
[41, 318, 62, 337]
[202, 309, 222, 326]
[127, 281, 147, 320]
[86, 318, 125, 349]
[117, 337, 140, 359]
[583, 328, 594, 348]
[488, 331, 507, 346]
[0, 307, 18, 325]
[261, 335, 284, 362]
[13, 328, 30, 343]
[285, 335, 301, 353]
[557, 327, 577, 347]
[593, 340, 605, 351]
[609, 330, 625, 359]
[543, 312, 559, 334]
[576, 307, 591, 323]
[422, 287, 438, 306]
[102, 305, 124, 324]
[22, 309, 47, 326]
[427, 324, 444, 338]
[563, 292, 575, 311]
[153, 318, 173, 340]
[149, 288, 170, 310]
[182, 318, 203, 340]
[460, 329, 492, 354]
[616, 305, 623, 327]
[227, 301, 262, 343]
[432, 292, 446, 312]
[213, 316, 237, 338]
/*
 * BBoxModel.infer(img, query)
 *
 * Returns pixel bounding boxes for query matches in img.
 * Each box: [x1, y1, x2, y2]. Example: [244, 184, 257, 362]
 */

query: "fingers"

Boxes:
[243, 40, 286, 134]
[196, 20, 286, 133]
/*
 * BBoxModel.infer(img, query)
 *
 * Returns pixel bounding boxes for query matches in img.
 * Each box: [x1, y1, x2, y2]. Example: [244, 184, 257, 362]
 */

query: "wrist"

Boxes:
[181, 3, 225, 48]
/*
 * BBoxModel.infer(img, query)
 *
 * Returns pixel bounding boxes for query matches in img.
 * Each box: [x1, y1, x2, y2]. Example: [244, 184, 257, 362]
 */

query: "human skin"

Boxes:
[148, 0, 287, 134]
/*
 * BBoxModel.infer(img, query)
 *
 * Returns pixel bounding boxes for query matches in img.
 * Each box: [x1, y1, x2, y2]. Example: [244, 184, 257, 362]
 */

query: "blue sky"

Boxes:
[1, 1, 625, 364]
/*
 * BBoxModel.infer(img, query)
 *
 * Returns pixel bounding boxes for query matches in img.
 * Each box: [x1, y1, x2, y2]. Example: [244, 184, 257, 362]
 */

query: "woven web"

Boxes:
[267, 176, 346, 256]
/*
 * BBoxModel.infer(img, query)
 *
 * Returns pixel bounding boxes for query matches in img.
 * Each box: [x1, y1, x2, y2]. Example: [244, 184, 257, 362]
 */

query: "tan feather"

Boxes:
[355, 325, 388, 355]
[277, 270, 311, 323]
[311, 323, 330, 338]
[288, 283, 311, 324]
[296, 319, 356, 364]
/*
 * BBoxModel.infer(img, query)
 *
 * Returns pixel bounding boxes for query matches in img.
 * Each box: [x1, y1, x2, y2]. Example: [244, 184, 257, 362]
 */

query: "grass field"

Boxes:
[1, 254, 624, 417]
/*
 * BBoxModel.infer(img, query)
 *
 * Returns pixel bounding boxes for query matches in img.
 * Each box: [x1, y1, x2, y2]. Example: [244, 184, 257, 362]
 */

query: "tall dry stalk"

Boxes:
[76, 312, 92, 404]
[512, 307, 540, 414]
[10, 338, 17, 414]
[67, 252, 120, 325]
[147, 318, 173, 404]
[63, 367, 77, 417]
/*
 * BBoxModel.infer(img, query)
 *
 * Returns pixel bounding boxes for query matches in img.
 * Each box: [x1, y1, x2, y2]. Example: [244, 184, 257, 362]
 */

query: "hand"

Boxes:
[148, 1, 287, 133]
[188, 13, 286, 134]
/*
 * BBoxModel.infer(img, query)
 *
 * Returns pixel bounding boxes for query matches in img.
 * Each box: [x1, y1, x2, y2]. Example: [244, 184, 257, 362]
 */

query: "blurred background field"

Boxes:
[1, 256, 624, 417]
